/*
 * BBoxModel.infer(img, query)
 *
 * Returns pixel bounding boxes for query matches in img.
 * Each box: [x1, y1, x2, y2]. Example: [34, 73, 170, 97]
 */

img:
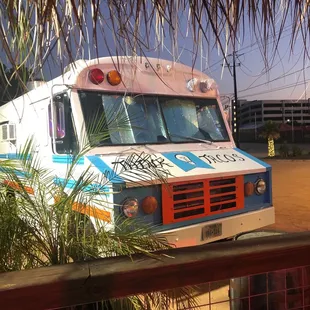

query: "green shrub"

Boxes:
[278, 142, 290, 158]
[0, 138, 198, 310]
[292, 145, 303, 157]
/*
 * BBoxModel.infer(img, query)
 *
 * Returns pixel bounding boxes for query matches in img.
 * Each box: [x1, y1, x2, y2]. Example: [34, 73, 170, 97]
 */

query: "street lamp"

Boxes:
[287, 106, 294, 143]
[292, 106, 294, 143]
[281, 100, 285, 123]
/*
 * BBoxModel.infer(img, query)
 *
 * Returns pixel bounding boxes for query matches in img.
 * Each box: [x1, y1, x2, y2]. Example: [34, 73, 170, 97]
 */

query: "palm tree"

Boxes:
[260, 121, 280, 157]
[0, 133, 198, 309]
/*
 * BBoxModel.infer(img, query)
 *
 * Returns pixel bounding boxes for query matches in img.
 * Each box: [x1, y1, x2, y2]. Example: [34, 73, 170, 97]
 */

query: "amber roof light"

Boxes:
[107, 70, 122, 86]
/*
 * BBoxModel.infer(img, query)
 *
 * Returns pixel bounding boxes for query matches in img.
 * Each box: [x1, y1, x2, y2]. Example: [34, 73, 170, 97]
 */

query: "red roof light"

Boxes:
[88, 68, 104, 85]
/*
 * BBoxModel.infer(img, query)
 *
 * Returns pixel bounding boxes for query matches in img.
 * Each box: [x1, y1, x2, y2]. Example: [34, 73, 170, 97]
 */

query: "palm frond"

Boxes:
[1, 1, 310, 81]
[260, 120, 280, 140]
[0, 138, 199, 309]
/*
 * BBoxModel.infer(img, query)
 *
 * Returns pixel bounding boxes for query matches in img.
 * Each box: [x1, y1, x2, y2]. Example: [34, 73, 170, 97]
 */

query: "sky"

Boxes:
[41, 4, 310, 104]
[203, 34, 310, 102]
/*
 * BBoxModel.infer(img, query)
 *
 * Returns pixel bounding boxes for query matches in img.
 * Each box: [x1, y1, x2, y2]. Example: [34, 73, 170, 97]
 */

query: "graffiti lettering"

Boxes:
[112, 155, 173, 170]
[231, 153, 246, 161]
[199, 152, 245, 164]
[111, 153, 173, 181]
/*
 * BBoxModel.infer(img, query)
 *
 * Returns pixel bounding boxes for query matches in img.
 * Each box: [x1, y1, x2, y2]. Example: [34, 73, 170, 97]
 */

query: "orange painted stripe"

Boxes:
[72, 202, 111, 222]
[4, 180, 34, 195]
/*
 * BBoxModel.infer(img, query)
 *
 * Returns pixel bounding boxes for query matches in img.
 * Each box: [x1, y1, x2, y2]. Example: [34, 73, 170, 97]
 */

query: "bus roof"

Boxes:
[3, 57, 220, 106]
[60, 56, 219, 98]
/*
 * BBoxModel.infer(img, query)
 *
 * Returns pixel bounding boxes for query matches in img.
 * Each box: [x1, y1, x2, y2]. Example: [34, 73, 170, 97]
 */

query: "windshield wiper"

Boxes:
[169, 133, 213, 145]
[169, 133, 226, 149]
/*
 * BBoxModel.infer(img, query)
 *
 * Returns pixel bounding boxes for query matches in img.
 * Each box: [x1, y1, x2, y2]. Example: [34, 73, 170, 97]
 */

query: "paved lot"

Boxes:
[239, 144, 310, 232]
[178, 157, 310, 309]
[265, 159, 310, 232]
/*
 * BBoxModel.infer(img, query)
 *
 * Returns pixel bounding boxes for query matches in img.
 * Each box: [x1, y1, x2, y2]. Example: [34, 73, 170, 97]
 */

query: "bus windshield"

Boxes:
[78, 91, 229, 146]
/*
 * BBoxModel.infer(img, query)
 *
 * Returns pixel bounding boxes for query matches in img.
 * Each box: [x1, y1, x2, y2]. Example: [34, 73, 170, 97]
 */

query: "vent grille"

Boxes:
[162, 176, 244, 224]
[209, 178, 237, 212]
[2, 125, 8, 140]
[1, 124, 16, 141]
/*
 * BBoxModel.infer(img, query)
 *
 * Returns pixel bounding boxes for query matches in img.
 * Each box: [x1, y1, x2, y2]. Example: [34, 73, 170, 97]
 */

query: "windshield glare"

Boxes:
[78, 91, 229, 146]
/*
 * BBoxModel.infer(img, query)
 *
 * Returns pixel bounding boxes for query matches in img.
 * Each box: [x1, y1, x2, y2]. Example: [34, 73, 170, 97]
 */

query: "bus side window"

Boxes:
[48, 102, 65, 139]
[48, 93, 78, 154]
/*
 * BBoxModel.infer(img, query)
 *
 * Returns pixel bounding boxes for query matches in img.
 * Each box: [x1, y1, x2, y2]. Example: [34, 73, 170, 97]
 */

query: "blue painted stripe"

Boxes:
[0, 153, 31, 160]
[162, 151, 214, 172]
[0, 167, 29, 178]
[267, 169, 273, 205]
[0, 152, 82, 164]
[54, 177, 110, 193]
[234, 148, 271, 169]
[52, 155, 84, 165]
[54, 178, 76, 189]
[87, 156, 124, 184]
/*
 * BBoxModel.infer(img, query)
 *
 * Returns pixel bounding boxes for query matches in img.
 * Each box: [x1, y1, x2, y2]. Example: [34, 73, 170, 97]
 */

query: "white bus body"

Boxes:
[0, 57, 274, 247]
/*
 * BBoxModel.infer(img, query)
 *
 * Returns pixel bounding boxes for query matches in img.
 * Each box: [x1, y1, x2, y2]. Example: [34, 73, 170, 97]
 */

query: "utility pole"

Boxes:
[225, 52, 241, 147]
[291, 106, 294, 143]
[232, 51, 240, 147]
[255, 112, 257, 140]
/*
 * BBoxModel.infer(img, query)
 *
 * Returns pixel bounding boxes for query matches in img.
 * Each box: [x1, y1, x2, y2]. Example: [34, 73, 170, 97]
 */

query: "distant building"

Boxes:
[239, 99, 310, 129]
[238, 99, 310, 142]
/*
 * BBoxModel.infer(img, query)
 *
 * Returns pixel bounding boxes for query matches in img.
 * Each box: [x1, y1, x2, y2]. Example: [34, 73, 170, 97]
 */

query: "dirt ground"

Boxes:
[266, 159, 310, 232]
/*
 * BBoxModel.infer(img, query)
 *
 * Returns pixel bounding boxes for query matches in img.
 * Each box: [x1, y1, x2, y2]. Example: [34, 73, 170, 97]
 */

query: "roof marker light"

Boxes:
[187, 78, 198, 92]
[200, 78, 216, 93]
[107, 70, 122, 86]
[88, 68, 104, 85]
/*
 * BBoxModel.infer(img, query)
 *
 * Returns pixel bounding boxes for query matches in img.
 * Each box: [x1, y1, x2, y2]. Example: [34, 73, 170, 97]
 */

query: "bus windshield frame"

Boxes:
[78, 91, 230, 146]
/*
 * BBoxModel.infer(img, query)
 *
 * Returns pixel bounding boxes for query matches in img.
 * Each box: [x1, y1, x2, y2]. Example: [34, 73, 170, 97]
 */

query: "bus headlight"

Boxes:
[122, 198, 139, 218]
[255, 179, 266, 195]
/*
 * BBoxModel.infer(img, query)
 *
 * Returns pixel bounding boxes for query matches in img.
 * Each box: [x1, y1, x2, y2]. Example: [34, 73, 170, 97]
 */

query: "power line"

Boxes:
[241, 47, 304, 92]
[239, 78, 310, 99]
[236, 64, 310, 94]
[289, 58, 310, 98]
[236, 33, 292, 79]
[237, 24, 293, 55]
[203, 25, 292, 73]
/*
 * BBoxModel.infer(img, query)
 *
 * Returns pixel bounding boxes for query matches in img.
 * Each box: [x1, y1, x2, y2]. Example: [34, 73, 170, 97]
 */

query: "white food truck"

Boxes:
[0, 56, 274, 247]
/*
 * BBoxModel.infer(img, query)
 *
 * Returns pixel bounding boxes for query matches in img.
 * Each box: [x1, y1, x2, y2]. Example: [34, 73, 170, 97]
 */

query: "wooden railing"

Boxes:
[1, 231, 310, 310]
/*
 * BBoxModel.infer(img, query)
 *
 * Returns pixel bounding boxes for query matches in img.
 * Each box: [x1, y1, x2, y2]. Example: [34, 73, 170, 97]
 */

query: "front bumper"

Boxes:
[159, 207, 275, 248]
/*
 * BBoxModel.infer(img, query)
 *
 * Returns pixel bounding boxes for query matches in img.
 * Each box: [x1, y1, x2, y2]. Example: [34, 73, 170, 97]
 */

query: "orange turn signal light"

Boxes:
[107, 70, 122, 86]
[244, 182, 255, 197]
[141, 196, 158, 214]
